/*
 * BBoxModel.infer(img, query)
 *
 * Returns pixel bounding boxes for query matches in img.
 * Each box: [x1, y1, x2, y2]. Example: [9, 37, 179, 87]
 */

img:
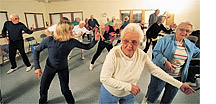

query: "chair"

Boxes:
[187, 36, 198, 44]
[40, 34, 47, 40]
[1, 44, 9, 65]
[186, 35, 200, 87]
[25, 37, 40, 53]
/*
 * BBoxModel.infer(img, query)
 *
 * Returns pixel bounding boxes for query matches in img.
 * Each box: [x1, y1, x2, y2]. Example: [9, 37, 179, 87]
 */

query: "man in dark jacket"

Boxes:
[1, 14, 34, 74]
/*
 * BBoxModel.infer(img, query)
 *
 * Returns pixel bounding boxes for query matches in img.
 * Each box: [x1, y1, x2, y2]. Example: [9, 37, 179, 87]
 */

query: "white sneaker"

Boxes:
[185, 82, 197, 87]
[89, 64, 94, 71]
[26, 65, 33, 72]
[81, 54, 85, 60]
[7, 67, 18, 74]
[141, 97, 148, 104]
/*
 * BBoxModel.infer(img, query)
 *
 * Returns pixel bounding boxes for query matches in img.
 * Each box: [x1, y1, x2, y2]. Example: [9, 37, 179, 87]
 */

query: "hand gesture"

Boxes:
[4, 37, 9, 44]
[34, 69, 43, 80]
[80, 32, 84, 36]
[147, 39, 151, 44]
[130, 84, 141, 96]
[170, 23, 177, 28]
[95, 32, 100, 41]
[30, 25, 34, 31]
[164, 60, 175, 73]
[180, 83, 196, 95]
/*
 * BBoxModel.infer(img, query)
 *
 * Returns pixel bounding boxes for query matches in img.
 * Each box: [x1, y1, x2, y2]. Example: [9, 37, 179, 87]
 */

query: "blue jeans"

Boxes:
[145, 75, 180, 104]
[99, 84, 135, 104]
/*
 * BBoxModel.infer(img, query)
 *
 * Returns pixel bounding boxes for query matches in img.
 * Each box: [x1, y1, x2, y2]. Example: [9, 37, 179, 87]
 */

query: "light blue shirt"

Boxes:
[152, 34, 200, 82]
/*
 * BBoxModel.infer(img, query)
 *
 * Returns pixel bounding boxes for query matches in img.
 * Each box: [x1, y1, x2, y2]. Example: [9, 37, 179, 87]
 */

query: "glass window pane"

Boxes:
[120, 11, 130, 22]
[26, 14, 35, 28]
[62, 13, 71, 21]
[145, 10, 154, 27]
[133, 11, 142, 23]
[37, 14, 44, 28]
[0, 12, 8, 32]
[73, 12, 82, 21]
[51, 14, 60, 25]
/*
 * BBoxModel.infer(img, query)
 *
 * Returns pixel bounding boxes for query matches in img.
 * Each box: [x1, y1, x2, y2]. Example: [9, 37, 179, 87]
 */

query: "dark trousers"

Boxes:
[39, 65, 75, 104]
[91, 41, 113, 64]
[9, 40, 31, 69]
[145, 75, 181, 104]
[82, 33, 92, 41]
[143, 38, 157, 53]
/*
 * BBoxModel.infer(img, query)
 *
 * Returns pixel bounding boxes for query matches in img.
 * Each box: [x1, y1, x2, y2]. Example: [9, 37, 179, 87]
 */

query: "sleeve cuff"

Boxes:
[124, 83, 132, 92]
[160, 57, 167, 65]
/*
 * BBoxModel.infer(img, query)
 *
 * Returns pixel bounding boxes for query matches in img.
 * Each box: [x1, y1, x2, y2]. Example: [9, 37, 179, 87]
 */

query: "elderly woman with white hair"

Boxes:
[99, 23, 195, 104]
[89, 19, 122, 70]
[142, 22, 200, 104]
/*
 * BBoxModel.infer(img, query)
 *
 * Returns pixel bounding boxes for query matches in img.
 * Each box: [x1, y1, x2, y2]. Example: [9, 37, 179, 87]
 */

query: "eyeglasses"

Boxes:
[123, 39, 138, 45]
[179, 28, 192, 33]
[14, 18, 19, 20]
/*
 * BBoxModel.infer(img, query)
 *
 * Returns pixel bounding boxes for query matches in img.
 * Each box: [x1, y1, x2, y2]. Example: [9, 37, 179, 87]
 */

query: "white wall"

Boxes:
[44, 0, 200, 29]
[0, 0, 200, 46]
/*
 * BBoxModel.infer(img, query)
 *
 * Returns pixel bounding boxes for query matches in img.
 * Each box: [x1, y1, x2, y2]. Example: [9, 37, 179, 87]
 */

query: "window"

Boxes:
[144, 10, 155, 27]
[49, 11, 83, 26]
[120, 10, 130, 22]
[120, 9, 174, 28]
[133, 11, 142, 23]
[24, 13, 45, 31]
[0, 11, 9, 37]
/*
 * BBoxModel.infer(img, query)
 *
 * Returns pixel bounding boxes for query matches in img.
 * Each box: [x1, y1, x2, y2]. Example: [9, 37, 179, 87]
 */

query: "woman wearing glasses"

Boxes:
[142, 22, 200, 104]
[99, 23, 196, 104]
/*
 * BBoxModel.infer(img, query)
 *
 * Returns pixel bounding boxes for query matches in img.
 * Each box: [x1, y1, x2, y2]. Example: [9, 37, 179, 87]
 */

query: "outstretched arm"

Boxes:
[144, 55, 195, 95]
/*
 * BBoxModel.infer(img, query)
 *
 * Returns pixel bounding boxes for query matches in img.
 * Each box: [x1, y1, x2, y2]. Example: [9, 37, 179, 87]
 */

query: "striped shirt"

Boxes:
[170, 42, 188, 77]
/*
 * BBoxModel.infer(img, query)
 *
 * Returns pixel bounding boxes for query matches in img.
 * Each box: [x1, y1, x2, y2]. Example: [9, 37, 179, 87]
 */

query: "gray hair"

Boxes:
[177, 22, 194, 30]
[155, 9, 160, 12]
[113, 19, 122, 26]
[156, 15, 166, 24]
[10, 14, 19, 19]
[121, 23, 144, 42]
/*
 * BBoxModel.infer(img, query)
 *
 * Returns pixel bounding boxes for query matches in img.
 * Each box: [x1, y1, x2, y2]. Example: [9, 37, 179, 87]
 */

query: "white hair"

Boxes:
[79, 21, 85, 25]
[121, 23, 144, 42]
[10, 14, 19, 19]
[177, 21, 194, 30]
[113, 19, 122, 26]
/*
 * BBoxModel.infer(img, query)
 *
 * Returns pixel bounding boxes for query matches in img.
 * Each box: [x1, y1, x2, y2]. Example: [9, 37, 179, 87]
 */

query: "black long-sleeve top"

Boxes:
[146, 23, 173, 39]
[88, 19, 100, 29]
[34, 36, 98, 70]
[1, 21, 33, 41]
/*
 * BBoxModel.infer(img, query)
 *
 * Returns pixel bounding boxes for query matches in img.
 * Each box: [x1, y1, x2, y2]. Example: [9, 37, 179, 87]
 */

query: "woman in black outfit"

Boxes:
[143, 15, 176, 53]
[89, 19, 122, 71]
[34, 22, 98, 104]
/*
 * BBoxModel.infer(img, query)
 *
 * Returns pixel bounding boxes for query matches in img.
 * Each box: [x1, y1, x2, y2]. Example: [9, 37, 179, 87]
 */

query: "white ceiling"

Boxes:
[35, 0, 71, 3]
